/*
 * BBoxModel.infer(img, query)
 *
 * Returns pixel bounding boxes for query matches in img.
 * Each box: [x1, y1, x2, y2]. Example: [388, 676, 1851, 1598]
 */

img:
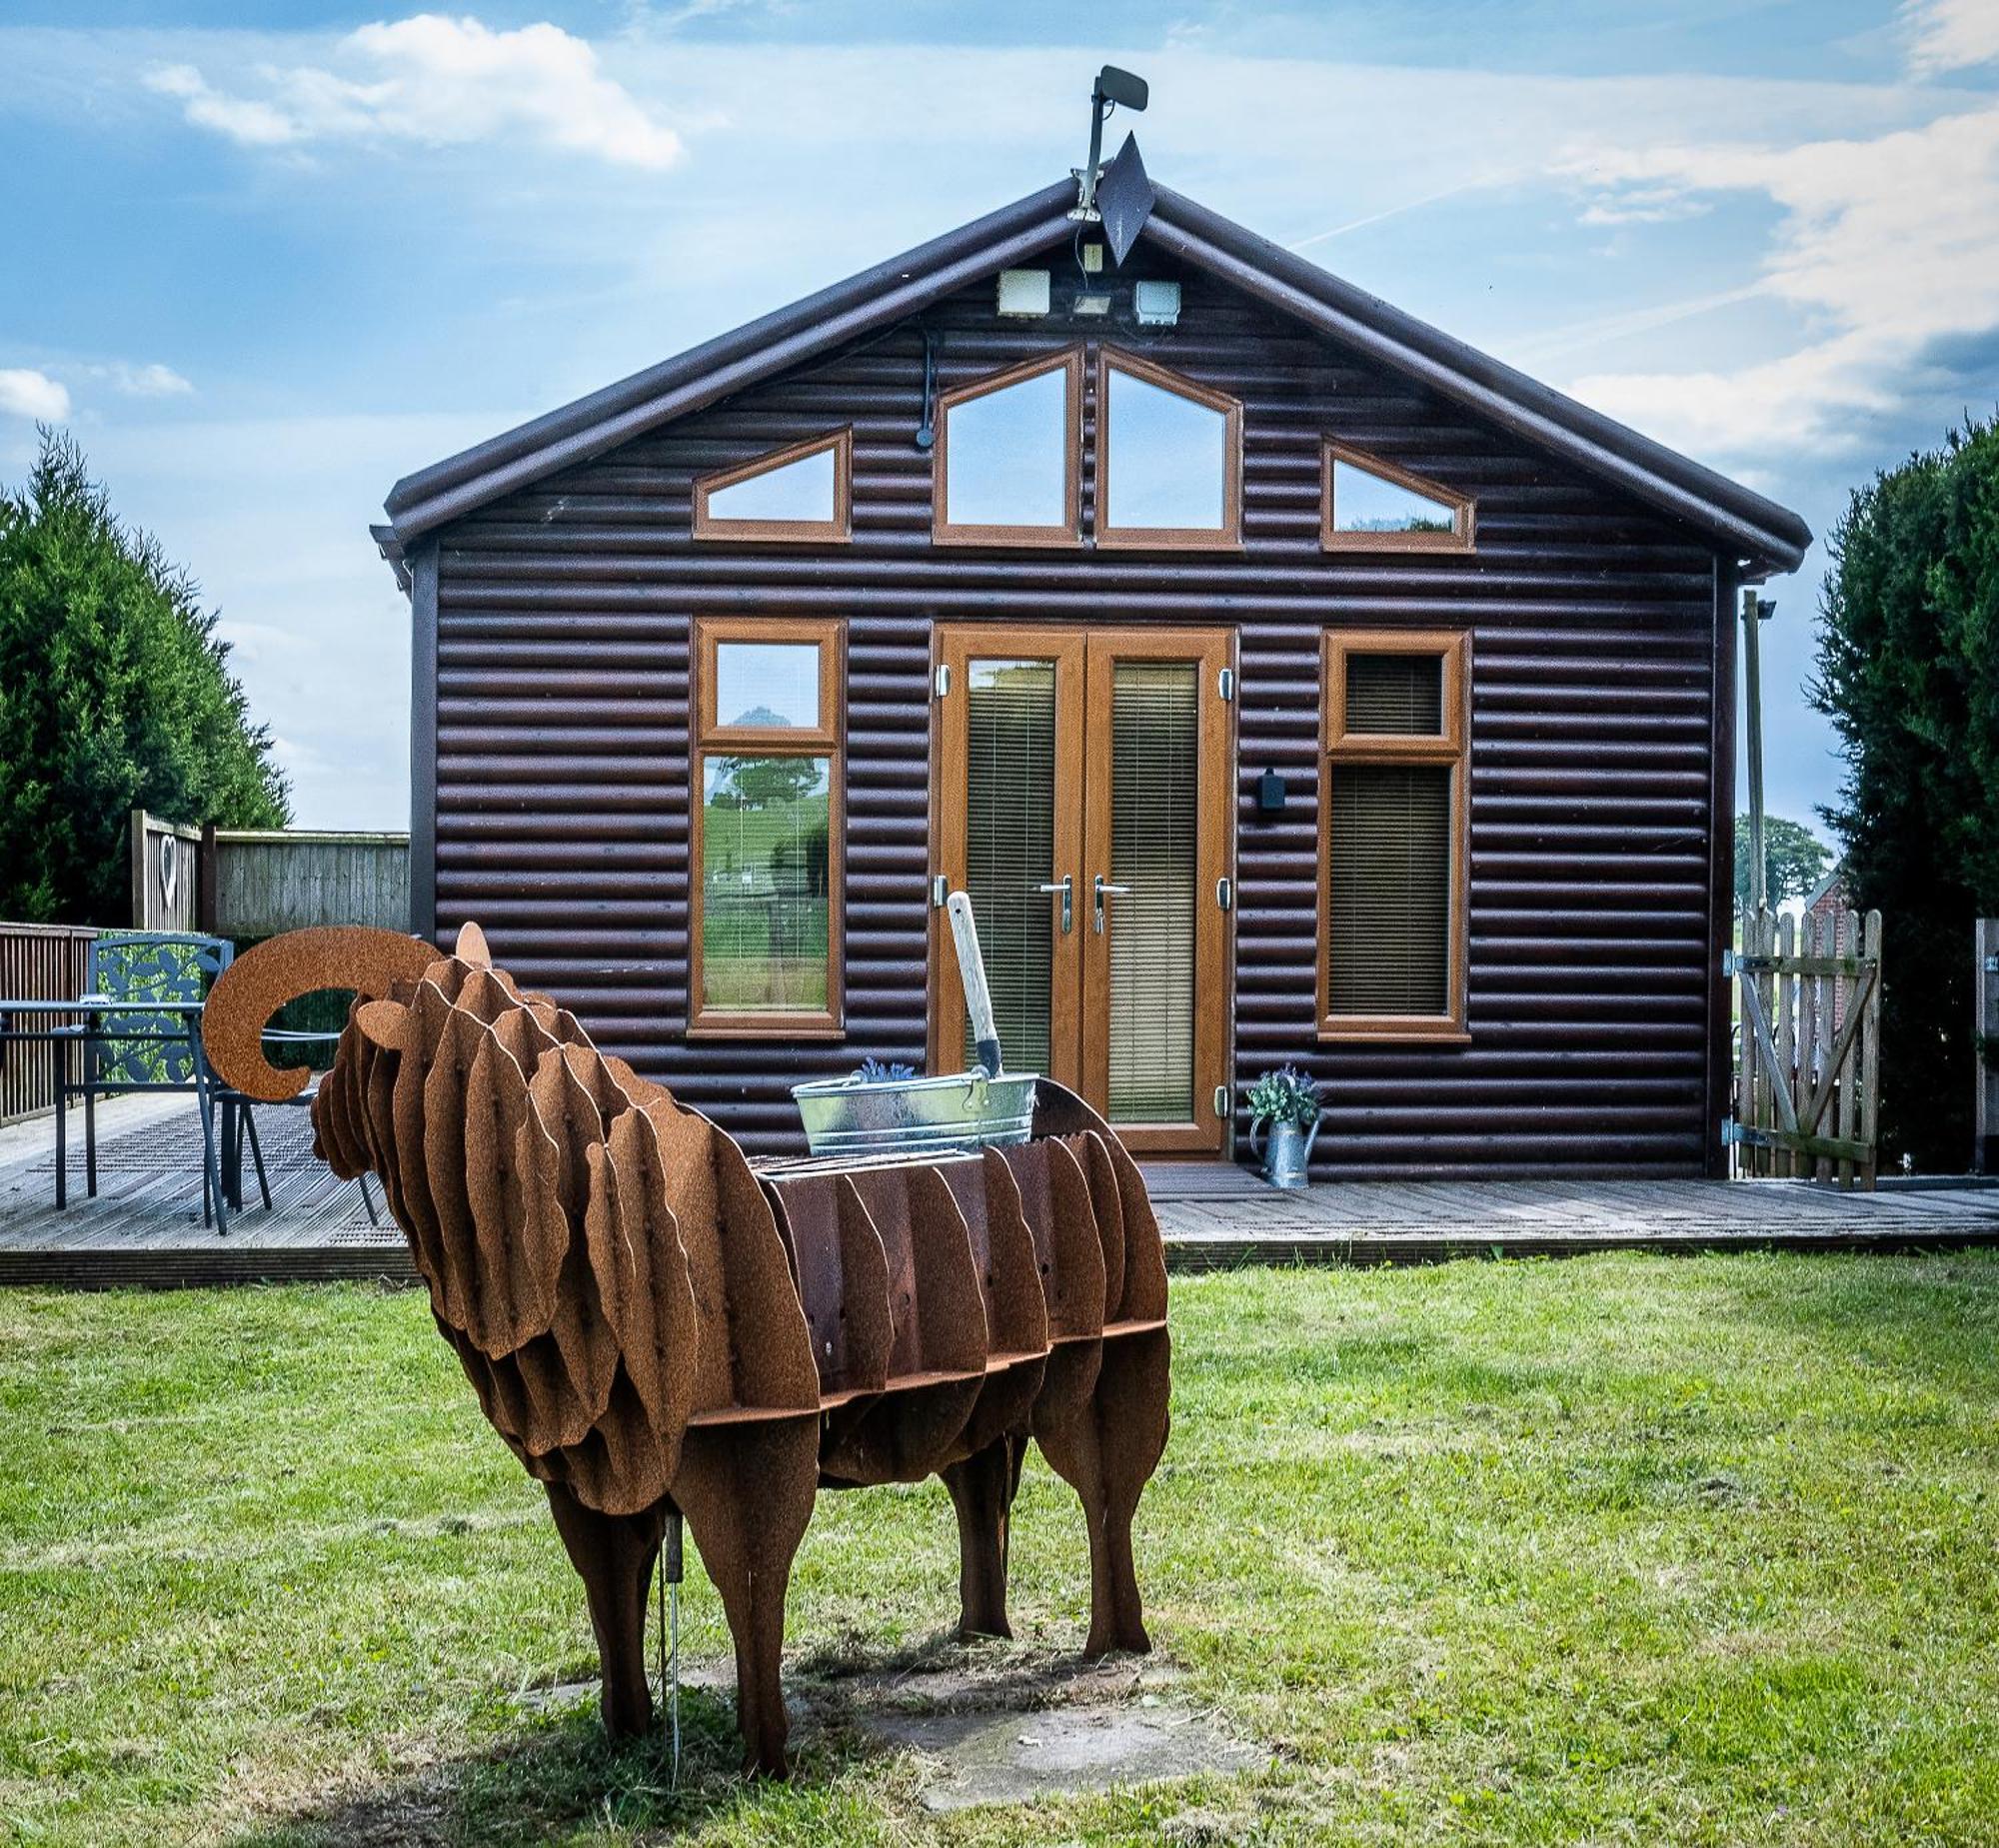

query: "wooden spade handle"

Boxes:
[946, 891, 1002, 1077]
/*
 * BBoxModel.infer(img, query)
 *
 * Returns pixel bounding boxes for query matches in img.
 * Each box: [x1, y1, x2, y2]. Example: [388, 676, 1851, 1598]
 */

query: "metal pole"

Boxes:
[1978, 920, 1998, 1174]
[659, 1507, 683, 1784]
[1741, 587, 1766, 917]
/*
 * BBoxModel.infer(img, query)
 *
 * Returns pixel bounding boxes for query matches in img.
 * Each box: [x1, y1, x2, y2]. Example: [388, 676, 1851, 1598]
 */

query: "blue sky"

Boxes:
[1, 1, 1994, 834]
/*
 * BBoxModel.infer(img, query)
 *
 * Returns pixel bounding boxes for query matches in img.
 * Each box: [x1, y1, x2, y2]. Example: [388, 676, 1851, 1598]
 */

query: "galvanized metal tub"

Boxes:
[792, 1069, 1038, 1159]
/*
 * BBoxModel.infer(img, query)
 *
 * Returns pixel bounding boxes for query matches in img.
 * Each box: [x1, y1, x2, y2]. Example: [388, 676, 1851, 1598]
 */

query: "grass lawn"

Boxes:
[5, 1253, 1999, 1844]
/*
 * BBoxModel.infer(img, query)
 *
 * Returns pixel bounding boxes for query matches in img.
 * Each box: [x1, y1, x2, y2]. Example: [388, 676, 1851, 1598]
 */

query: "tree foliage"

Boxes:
[1733, 813, 1832, 915]
[0, 429, 289, 924]
[1812, 415, 1999, 1170]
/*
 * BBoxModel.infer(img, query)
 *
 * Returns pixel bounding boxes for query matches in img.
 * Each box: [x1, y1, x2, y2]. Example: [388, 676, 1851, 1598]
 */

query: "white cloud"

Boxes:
[1561, 102, 1999, 456]
[1903, 0, 1999, 78]
[1575, 184, 1713, 227]
[0, 368, 69, 420]
[85, 360, 195, 398]
[145, 62, 302, 146]
[145, 14, 684, 169]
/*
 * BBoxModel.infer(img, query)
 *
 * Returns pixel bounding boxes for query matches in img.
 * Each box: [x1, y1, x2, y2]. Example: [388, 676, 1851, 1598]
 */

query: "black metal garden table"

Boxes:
[0, 994, 236, 1231]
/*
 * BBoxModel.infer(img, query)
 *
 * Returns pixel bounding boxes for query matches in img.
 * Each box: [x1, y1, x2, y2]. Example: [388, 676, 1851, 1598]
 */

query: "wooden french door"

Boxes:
[930, 626, 1234, 1154]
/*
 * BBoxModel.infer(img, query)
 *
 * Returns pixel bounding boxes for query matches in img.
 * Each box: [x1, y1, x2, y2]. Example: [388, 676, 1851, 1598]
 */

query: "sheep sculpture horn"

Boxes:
[202, 925, 440, 1100]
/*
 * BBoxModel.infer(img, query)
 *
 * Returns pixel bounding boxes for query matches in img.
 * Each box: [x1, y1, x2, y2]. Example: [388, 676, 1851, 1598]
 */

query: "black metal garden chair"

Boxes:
[51, 930, 234, 1223]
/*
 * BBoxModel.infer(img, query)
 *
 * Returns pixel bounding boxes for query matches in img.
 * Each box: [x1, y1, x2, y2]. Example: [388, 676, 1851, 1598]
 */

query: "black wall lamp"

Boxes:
[1256, 768, 1287, 815]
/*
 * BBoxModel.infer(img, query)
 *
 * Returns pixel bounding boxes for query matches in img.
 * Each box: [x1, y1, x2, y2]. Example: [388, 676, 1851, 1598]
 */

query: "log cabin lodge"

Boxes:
[373, 162, 1810, 1181]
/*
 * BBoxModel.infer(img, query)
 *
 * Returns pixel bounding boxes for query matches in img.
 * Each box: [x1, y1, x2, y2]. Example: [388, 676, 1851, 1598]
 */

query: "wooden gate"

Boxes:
[1727, 906, 1882, 1187]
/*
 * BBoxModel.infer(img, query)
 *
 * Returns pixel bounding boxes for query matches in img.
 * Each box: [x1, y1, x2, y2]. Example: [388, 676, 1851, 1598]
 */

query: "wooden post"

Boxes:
[1800, 912, 1824, 1182]
[1978, 920, 1999, 1175]
[1748, 908, 1770, 1176]
[1860, 909, 1882, 1189]
[1980, 919, 1999, 1170]
[128, 809, 150, 928]
[1839, 904, 1855, 1183]
[198, 824, 219, 935]
[1775, 912, 1797, 1179]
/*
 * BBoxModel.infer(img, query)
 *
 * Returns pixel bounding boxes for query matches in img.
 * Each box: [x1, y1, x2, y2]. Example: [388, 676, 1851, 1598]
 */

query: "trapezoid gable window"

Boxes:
[1318, 630, 1470, 1042]
[693, 430, 852, 543]
[1321, 442, 1474, 554]
[1095, 349, 1242, 550]
[689, 616, 846, 1039]
[934, 349, 1082, 547]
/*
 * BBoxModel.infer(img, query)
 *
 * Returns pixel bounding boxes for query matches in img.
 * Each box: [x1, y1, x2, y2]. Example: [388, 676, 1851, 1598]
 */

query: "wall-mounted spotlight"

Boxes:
[997, 269, 1052, 317]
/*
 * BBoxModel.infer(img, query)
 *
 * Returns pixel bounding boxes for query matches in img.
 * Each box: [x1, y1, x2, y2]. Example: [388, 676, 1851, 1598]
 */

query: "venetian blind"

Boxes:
[1346, 653, 1443, 735]
[965, 661, 1056, 1073]
[1106, 661, 1198, 1122]
[1328, 764, 1451, 1015]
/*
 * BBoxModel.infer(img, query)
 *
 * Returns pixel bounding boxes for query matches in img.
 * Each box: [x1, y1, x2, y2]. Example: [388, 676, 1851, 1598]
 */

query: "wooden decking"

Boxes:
[1146, 1167, 1999, 1265]
[2, 1101, 1998, 1288]
[0, 1099, 395, 1287]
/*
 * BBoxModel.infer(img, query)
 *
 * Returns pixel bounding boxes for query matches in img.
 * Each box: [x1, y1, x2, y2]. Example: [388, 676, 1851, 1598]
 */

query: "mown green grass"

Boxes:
[5, 1254, 1999, 1844]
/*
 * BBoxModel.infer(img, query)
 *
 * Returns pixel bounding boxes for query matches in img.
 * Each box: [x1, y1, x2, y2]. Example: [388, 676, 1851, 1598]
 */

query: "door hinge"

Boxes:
[934, 664, 951, 699]
[931, 875, 949, 908]
[1213, 1084, 1230, 1119]
[1217, 667, 1235, 702]
[1216, 876, 1232, 913]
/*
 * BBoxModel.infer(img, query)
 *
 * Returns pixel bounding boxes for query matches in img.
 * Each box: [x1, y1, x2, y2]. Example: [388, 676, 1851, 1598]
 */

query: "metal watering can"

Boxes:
[1249, 1113, 1320, 1190]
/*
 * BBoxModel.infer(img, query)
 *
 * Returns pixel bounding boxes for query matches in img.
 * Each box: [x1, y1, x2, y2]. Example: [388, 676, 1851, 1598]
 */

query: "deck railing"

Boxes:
[0, 924, 97, 1124]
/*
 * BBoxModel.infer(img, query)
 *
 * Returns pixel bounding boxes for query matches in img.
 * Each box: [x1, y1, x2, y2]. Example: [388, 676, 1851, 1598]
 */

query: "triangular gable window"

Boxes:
[1096, 350, 1242, 550]
[694, 430, 852, 542]
[1322, 443, 1474, 553]
[935, 350, 1082, 547]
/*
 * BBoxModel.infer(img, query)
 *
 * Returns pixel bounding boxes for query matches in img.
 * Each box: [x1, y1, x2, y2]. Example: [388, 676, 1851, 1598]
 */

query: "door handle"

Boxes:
[1092, 874, 1130, 934]
[1036, 876, 1073, 934]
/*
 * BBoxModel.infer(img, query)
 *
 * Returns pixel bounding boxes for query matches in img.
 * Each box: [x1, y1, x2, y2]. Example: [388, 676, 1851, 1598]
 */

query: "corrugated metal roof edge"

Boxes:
[379, 174, 1811, 577]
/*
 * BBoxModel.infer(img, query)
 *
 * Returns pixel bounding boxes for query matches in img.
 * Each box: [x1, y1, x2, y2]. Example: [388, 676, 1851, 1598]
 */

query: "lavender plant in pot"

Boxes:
[1246, 1064, 1322, 1189]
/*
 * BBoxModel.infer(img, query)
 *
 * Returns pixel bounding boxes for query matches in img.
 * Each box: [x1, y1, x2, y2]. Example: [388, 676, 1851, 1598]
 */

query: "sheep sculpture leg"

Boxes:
[544, 1482, 669, 1740]
[199, 926, 1173, 1784]
[1035, 1327, 1172, 1656]
[942, 1433, 1025, 1641]
[673, 1417, 821, 1775]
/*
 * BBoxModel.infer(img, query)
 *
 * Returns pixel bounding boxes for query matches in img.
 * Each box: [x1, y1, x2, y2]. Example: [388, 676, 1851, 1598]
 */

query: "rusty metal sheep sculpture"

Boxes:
[203, 924, 1171, 1774]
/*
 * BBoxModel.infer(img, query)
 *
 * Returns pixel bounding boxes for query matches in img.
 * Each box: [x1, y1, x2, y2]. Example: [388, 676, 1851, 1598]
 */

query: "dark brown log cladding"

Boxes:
[432, 244, 1729, 1177]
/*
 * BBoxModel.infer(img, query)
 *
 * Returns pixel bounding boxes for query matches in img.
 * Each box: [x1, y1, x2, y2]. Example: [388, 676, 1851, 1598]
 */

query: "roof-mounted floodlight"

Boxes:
[1071, 65, 1148, 222]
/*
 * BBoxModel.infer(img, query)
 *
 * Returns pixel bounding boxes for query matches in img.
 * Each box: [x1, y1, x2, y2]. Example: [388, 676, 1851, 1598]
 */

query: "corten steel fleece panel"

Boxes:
[427, 249, 1728, 1178]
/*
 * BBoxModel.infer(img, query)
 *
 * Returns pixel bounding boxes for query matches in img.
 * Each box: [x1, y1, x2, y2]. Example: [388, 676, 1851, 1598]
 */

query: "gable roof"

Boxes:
[379, 176, 1811, 577]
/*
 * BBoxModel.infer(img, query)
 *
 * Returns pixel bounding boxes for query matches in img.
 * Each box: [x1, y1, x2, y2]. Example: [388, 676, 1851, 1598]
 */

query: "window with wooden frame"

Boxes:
[1318, 630, 1470, 1040]
[693, 430, 852, 544]
[933, 348, 1083, 547]
[689, 616, 845, 1037]
[1321, 441, 1475, 554]
[1095, 348, 1242, 551]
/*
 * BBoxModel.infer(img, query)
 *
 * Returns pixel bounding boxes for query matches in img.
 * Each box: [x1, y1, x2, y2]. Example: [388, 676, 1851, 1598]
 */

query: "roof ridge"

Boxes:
[379, 173, 1809, 576]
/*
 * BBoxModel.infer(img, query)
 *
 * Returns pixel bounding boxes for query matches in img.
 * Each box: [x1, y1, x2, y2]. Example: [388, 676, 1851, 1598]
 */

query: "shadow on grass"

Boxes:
[222, 1688, 872, 1848]
[224, 1635, 1129, 1846]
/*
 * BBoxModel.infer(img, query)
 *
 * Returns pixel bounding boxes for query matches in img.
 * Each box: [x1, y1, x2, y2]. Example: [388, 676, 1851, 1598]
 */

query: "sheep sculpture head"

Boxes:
[203, 924, 1172, 1775]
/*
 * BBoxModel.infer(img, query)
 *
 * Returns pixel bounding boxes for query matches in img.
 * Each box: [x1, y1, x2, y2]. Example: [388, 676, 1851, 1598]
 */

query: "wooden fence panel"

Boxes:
[129, 812, 201, 931]
[209, 830, 409, 937]
[0, 924, 97, 1124]
[1730, 905, 1882, 1188]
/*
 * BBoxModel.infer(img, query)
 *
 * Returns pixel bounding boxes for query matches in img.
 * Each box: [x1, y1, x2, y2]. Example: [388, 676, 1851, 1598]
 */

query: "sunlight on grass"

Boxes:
[3, 1255, 1998, 1843]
